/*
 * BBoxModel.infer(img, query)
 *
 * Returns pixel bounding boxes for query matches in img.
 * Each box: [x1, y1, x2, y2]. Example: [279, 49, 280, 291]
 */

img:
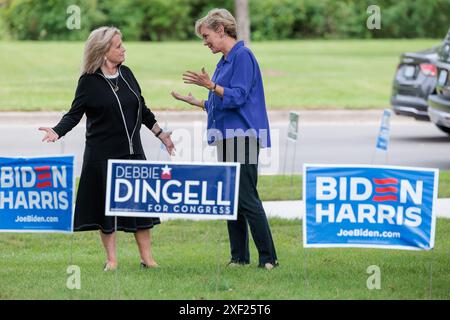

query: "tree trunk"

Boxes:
[234, 0, 250, 46]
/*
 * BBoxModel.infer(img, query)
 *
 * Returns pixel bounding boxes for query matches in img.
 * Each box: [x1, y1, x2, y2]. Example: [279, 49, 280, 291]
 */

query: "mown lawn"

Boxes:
[0, 219, 449, 300]
[0, 173, 449, 300]
[70, 172, 450, 202]
[0, 39, 442, 111]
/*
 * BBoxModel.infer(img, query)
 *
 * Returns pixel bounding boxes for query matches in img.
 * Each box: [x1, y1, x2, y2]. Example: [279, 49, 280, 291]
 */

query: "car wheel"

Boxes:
[435, 124, 450, 135]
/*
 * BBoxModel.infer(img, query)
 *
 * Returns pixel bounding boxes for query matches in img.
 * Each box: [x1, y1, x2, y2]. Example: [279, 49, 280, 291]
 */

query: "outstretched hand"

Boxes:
[171, 91, 203, 109]
[39, 127, 59, 143]
[171, 91, 196, 104]
[182, 67, 213, 89]
[158, 130, 176, 156]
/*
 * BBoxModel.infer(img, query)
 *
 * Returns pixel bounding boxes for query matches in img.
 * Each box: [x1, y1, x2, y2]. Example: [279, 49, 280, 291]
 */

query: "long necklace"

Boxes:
[106, 75, 119, 92]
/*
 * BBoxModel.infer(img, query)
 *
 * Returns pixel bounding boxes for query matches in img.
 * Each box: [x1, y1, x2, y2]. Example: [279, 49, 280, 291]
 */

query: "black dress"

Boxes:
[53, 66, 160, 234]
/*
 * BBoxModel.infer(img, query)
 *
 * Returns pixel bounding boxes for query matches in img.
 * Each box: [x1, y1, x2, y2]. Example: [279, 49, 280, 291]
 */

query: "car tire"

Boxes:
[435, 124, 450, 135]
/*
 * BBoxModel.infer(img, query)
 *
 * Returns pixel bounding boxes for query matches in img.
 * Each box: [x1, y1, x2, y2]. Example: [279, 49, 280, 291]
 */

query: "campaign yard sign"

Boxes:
[376, 109, 391, 151]
[303, 164, 438, 250]
[0, 155, 75, 233]
[287, 112, 299, 141]
[106, 161, 240, 220]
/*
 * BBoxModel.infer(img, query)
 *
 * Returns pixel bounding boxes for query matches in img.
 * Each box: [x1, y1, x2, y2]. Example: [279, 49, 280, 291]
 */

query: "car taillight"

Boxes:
[420, 63, 437, 76]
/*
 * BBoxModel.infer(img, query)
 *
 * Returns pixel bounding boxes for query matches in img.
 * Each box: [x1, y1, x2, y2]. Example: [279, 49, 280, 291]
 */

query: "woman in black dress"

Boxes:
[39, 26, 175, 271]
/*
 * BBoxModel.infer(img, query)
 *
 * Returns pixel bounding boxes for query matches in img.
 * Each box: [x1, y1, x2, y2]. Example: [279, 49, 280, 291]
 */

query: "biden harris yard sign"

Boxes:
[106, 160, 240, 220]
[303, 164, 438, 250]
[0, 155, 75, 233]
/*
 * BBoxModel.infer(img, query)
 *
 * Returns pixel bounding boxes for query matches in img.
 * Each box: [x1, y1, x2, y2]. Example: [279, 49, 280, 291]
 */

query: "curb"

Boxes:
[0, 109, 415, 125]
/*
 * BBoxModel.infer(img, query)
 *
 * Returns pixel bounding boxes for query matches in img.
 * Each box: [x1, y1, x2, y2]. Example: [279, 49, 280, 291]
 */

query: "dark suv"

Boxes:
[428, 30, 450, 135]
[391, 45, 440, 121]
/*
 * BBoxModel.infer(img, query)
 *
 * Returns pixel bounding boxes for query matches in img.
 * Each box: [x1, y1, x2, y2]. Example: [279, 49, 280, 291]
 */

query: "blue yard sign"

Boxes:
[0, 155, 75, 233]
[303, 164, 438, 250]
[376, 109, 392, 151]
[106, 161, 240, 220]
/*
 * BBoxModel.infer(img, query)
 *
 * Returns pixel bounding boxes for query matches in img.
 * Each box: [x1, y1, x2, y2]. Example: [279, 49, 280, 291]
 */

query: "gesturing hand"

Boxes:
[171, 91, 199, 105]
[39, 127, 59, 143]
[158, 131, 176, 156]
[182, 67, 213, 90]
[171, 91, 204, 110]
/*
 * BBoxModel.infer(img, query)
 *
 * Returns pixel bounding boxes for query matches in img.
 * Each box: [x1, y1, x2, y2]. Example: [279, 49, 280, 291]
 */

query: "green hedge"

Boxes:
[250, 0, 450, 39]
[1, 0, 103, 40]
[1, 0, 449, 41]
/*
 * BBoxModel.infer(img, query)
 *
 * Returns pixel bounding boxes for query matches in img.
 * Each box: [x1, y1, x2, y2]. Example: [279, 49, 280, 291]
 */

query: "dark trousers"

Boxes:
[217, 137, 278, 266]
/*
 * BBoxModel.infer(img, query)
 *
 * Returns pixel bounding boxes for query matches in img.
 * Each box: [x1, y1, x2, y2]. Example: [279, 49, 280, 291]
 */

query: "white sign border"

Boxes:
[105, 160, 241, 220]
[0, 154, 76, 234]
[302, 163, 439, 251]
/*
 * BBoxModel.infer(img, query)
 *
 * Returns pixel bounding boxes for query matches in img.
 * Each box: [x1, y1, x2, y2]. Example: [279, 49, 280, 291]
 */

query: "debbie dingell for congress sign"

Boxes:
[0, 156, 75, 233]
[106, 160, 240, 220]
[303, 164, 438, 250]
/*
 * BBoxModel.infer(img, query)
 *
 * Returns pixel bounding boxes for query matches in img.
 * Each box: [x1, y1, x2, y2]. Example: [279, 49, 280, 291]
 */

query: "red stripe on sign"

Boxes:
[375, 186, 398, 193]
[34, 166, 50, 172]
[373, 195, 397, 202]
[37, 181, 52, 188]
[38, 173, 51, 180]
[373, 178, 398, 185]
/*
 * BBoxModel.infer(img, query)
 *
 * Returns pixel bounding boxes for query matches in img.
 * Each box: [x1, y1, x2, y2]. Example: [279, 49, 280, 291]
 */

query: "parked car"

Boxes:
[391, 46, 440, 121]
[428, 30, 450, 135]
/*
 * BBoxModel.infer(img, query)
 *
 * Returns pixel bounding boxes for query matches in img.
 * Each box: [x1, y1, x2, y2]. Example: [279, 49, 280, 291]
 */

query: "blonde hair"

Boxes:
[81, 26, 122, 75]
[195, 8, 237, 40]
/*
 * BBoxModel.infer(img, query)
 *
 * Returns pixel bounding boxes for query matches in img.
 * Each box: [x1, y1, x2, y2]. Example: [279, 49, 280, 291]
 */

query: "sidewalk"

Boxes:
[262, 199, 450, 219]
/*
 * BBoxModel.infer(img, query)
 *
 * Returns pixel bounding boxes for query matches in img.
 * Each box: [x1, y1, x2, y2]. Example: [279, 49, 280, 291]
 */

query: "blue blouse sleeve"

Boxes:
[204, 99, 210, 112]
[222, 51, 255, 109]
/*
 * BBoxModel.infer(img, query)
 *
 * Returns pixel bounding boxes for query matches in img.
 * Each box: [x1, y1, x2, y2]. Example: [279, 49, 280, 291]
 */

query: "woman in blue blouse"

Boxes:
[171, 8, 278, 270]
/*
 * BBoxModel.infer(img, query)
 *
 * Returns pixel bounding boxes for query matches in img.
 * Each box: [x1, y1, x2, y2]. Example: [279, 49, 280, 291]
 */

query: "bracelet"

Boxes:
[155, 128, 163, 138]
[210, 82, 217, 92]
[201, 100, 206, 111]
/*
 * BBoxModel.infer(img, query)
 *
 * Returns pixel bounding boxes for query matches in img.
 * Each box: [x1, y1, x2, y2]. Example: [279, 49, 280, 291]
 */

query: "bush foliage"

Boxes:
[0, 0, 449, 40]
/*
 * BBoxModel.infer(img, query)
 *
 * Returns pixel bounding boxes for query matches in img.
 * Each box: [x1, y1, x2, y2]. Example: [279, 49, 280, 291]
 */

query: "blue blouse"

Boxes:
[204, 41, 271, 148]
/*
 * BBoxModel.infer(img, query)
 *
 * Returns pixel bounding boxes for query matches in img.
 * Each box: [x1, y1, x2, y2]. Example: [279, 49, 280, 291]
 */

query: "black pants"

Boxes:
[217, 137, 278, 266]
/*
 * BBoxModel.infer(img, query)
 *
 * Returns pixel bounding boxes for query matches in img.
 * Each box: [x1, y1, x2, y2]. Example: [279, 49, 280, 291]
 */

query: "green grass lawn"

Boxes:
[0, 173, 449, 299]
[0, 219, 449, 299]
[0, 39, 442, 111]
[73, 171, 450, 203]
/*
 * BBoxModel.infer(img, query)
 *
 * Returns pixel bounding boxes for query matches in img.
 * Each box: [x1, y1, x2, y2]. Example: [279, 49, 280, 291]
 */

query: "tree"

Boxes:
[234, 0, 250, 45]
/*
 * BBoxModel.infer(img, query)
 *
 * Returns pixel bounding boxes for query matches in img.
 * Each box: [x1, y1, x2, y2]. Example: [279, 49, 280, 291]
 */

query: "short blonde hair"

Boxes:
[81, 26, 122, 75]
[195, 8, 237, 40]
